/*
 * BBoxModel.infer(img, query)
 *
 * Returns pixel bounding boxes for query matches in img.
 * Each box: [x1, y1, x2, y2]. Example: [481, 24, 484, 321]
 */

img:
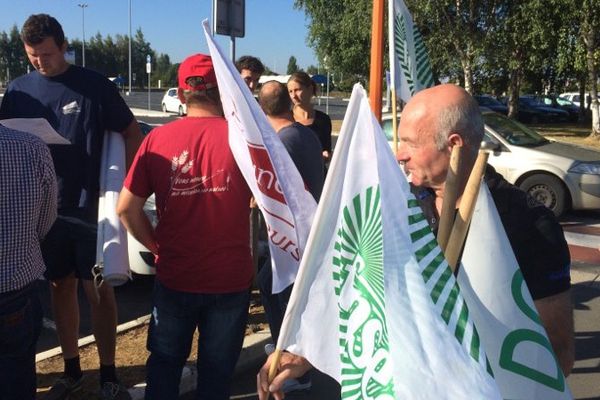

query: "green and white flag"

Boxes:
[458, 184, 573, 399]
[388, 0, 434, 102]
[277, 84, 501, 399]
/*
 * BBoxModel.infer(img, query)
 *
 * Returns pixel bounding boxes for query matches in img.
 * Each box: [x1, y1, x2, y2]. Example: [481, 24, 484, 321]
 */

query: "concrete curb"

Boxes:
[130, 108, 172, 118]
[127, 329, 271, 399]
[35, 315, 151, 363]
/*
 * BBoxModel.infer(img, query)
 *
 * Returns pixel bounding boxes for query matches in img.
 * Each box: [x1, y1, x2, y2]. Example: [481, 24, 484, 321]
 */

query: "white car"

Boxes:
[383, 110, 600, 216]
[559, 92, 600, 108]
[161, 87, 186, 116]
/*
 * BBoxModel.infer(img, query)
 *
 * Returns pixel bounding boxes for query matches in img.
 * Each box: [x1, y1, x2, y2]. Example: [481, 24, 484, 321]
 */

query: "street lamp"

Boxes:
[128, 0, 132, 95]
[78, 3, 88, 67]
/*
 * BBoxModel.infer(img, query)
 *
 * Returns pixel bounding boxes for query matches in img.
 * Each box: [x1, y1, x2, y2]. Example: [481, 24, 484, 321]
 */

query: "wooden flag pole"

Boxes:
[267, 348, 283, 385]
[437, 145, 463, 252]
[369, 0, 385, 121]
[444, 150, 489, 271]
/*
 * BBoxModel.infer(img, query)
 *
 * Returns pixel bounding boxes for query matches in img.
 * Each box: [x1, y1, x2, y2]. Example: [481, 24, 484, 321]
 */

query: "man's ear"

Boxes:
[177, 88, 186, 104]
[447, 132, 464, 149]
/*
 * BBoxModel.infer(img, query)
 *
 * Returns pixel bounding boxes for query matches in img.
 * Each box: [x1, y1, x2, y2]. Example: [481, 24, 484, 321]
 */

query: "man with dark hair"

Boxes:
[117, 54, 254, 400]
[256, 80, 323, 394]
[0, 125, 57, 400]
[236, 55, 265, 92]
[0, 13, 143, 400]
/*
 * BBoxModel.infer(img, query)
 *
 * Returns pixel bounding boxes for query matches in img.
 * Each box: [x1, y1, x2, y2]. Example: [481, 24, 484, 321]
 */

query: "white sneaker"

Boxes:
[282, 378, 312, 393]
[264, 343, 275, 355]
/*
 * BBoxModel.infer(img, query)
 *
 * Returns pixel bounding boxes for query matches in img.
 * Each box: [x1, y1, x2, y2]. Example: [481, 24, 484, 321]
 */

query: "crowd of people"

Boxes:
[0, 12, 573, 400]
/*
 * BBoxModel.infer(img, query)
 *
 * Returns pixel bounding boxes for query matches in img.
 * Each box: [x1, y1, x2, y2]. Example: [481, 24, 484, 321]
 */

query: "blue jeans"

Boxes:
[257, 259, 293, 343]
[144, 281, 250, 400]
[0, 282, 42, 400]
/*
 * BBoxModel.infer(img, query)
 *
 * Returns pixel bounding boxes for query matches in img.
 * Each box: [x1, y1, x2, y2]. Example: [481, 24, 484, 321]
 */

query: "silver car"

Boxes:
[382, 110, 600, 216]
[481, 110, 600, 216]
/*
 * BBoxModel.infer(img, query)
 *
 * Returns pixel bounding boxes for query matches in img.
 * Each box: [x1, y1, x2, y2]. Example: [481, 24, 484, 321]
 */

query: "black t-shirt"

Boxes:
[0, 66, 134, 219]
[411, 166, 571, 300]
[305, 109, 332, 153]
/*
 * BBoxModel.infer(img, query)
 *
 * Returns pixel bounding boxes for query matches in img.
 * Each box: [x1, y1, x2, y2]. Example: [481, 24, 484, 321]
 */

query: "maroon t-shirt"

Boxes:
[124, 116, 253, 293]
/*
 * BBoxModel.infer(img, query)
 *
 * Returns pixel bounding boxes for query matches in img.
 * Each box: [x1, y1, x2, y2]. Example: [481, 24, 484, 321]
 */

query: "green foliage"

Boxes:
[287, 55, 299, 74]
[306, 64, 319, 74]
[0, 25, 28, 85]
[294, 0, 372, 81]
[0, 25, 175, 89]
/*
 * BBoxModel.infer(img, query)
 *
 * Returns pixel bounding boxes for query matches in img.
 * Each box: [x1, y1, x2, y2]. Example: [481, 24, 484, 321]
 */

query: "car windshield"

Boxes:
[482, 112, 549, 146]
[556, 97, 575, 106]
[476, 96, 503, 106]
[520, 97, 545, 107]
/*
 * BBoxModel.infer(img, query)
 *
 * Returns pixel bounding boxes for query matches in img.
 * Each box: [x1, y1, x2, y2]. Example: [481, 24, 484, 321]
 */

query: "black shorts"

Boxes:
[41, 212, 97, 281]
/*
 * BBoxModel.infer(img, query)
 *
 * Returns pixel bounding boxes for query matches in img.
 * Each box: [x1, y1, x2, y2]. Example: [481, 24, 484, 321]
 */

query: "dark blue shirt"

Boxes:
[278, 122, 324, 202]
[0, 65, 133, 220]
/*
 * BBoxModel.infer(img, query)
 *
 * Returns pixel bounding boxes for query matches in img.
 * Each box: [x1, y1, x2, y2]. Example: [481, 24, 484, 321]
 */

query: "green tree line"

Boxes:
[295, 0, 600, 138]
[0, 25, 177, 89]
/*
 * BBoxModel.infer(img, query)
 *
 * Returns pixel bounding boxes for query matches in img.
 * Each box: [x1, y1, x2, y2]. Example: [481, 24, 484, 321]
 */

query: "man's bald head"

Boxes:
[402, 84, 484, 153]
[259, 81, 292, 117]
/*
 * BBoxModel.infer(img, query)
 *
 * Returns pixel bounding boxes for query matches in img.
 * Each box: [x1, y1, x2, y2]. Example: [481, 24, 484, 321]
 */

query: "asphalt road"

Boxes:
[122, 90, 349, 121]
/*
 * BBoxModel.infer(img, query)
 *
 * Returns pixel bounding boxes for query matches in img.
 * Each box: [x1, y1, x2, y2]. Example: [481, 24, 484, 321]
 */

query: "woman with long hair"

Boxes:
[287, 71, 332, 164]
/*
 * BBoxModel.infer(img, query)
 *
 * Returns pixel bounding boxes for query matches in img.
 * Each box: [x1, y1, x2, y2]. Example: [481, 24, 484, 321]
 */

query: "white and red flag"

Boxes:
[202, 21, 317, 293]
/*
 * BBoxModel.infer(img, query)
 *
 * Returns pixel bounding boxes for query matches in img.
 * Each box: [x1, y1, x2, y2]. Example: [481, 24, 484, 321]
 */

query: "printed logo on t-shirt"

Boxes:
[62, 101, 81, 115]
[170, 150, 230, 196]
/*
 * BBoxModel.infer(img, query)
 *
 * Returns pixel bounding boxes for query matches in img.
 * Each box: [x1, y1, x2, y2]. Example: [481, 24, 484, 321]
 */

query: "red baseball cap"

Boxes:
[178, 53, 217, 91]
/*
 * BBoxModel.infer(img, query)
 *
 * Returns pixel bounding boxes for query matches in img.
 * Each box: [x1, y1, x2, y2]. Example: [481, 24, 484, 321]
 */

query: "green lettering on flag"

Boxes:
[333, 186, 395, 399]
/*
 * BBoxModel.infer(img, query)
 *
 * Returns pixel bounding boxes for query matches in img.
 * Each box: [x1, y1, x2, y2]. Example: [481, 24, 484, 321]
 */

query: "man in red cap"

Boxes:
[117, 54, 253, 400]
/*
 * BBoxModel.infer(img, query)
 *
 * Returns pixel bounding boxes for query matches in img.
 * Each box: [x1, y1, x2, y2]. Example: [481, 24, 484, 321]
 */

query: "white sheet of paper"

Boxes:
[0, 118, 71, 145]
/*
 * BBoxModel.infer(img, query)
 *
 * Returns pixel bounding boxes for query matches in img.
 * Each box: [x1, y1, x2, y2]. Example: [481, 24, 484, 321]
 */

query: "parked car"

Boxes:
[516, 96, 569, 124]
[382, 110, 600, 216]
[559, 92, 600, 108]
[161, 87, 186, 116]
[481, 110, 600, 216]
[474, 95, 508, 115]
[137, 120, 154, 136]
[536, 95, 579, 122]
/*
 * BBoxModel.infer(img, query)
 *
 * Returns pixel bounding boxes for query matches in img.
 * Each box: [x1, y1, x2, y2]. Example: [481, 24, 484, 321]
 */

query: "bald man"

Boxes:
[397, 84, 573, 377]
[257, 84, 574, 400]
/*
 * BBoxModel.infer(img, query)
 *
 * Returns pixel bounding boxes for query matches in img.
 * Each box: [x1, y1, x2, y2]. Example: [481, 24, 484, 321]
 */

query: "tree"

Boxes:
[306, 64, 319, 75]
[407, 0, 500, 94]
[580, 0, 600, 139]
[287, 56, 299, 74]
[0, 25, 28, 85]
[294, 0, 372, 81]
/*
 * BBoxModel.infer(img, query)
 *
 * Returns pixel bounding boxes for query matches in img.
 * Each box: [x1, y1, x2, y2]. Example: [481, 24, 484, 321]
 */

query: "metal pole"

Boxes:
[230, 36, 235, 62]
[148, 70, 151, 110]
[326, 69, 330, 115]
[128, 0, 132, 95]
[78, 3, 88, 67]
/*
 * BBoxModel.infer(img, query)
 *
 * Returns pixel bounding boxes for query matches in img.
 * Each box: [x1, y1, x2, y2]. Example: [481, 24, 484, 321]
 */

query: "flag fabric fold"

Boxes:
[458, 184, 573, 399]
[388, 0, 434, 103]
[277, 83, 501, 399]
[202, 20, 317, 293]
[96, 131, 130, 286]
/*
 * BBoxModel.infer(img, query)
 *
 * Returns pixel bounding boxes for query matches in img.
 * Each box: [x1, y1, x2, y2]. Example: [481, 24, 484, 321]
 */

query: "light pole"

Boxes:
[128, 0, 132, 95]
[78, 3, 88, 67]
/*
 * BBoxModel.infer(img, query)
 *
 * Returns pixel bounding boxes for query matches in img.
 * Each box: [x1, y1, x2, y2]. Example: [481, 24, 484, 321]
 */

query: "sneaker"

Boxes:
[282, 378, 312, 393]
[264, 343, 276, 355]
[100, 381, 132, 400]
[43, 375, 83, 400]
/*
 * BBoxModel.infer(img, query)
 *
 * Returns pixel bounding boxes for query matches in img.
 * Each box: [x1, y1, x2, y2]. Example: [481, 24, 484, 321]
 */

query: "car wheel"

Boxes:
[162, 103, 167, 113]
[519, 174, 566, 217]
[178, 105, 184, 116]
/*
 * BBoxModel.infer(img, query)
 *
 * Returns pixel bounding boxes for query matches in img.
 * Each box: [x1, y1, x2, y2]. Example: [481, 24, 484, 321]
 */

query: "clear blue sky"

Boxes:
[0, 0, 318, 73]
